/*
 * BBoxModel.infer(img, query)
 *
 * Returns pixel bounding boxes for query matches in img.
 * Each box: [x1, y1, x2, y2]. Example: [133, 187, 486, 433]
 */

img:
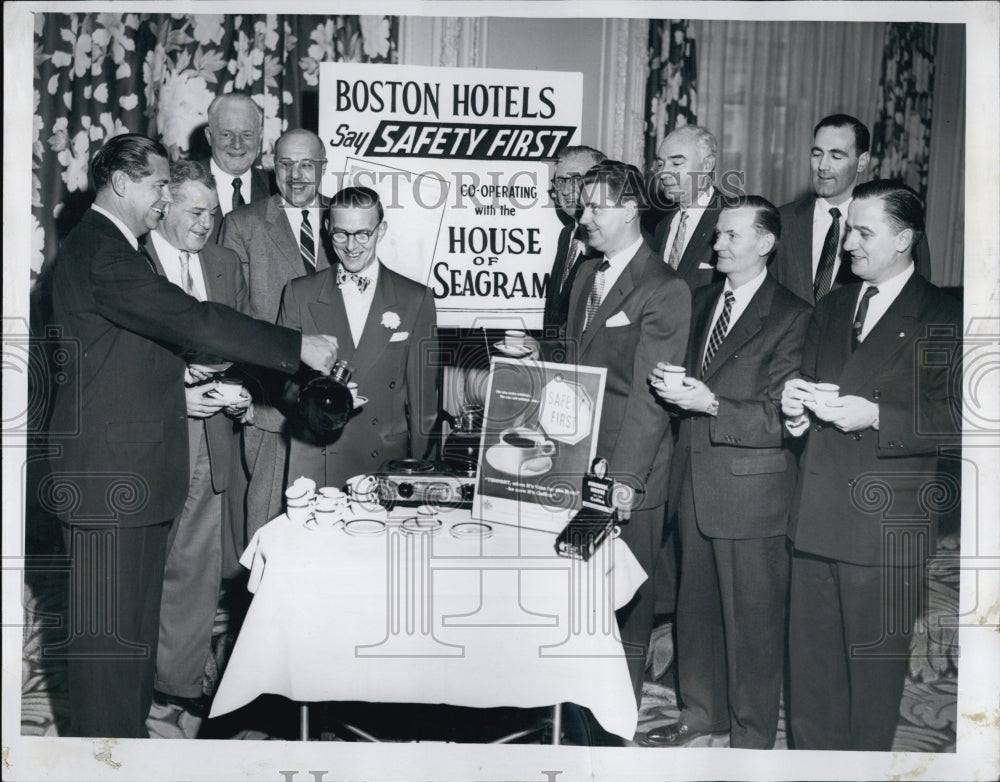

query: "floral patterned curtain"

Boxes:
[32, 12, 398, 285]
[643, 20, 697, 172]
[868, 23, 937, 200]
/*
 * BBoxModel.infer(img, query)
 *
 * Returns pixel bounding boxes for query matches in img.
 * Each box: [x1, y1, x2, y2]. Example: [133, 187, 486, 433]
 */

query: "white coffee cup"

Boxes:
[658, 366, 687, 390]
[812, 382, 841, 406]
[286, 502, 312, 524]
[316, 489, 348, 517]
[504, 329, 527, 350]
[212, 378, 245, 404]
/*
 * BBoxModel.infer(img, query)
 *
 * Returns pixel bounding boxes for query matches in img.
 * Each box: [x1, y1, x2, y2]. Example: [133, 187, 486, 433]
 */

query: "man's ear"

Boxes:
[857, 151, 871, 175]
[110, 170, 129, 196]
[377, 220, 388, 239]
[623, 199, 639, 223]
[204, 125, 212, 146]
[894, 227, 915, 254]
[757, 232, 776, 258]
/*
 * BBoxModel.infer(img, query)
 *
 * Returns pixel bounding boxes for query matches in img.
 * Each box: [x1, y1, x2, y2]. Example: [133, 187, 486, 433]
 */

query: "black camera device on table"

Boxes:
[555, 458, 624, 562]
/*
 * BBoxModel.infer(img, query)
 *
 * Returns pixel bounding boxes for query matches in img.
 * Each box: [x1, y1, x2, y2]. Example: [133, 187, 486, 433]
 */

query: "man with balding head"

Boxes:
[650, 125, 725, 291]
[202, 92, 274, 241]
[221, 128, 333, 546]
[543, 145, 606, 334]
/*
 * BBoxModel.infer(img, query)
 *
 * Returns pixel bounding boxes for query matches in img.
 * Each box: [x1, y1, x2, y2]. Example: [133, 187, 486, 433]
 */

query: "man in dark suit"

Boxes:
[643, 197, 811, 748]
[278, 187, 438, 487]
[556, 161, 691, 706]
[220, 128, 333, 547]
[649, 125, 724, 292]
[143, 159, 252, 718]
[46, 134, 339, 737]
[773, 114, 932, 305]
[781, 180, 961, 750]
[203, 92, 273, 242]
[543, 145, 606, 335]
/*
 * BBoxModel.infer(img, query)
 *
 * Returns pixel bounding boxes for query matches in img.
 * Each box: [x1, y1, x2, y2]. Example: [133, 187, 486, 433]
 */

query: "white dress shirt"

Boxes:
[811, 196, 851, 282]
[283, 201, 323, 256]
[597, 235, 644, 306]
[149, 230, 208, 301]
[340, 263, 379, 347]
[91, 204, 139, 250]
[700, 266, 769, 367]
[854, 264, 915, 343]
[210, 160, 253, 216]
[664, 186, 715, 263]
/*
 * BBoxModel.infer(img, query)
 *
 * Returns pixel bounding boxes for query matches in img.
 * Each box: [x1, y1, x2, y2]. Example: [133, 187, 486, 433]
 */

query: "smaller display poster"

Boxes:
[473, 358, 606, 533]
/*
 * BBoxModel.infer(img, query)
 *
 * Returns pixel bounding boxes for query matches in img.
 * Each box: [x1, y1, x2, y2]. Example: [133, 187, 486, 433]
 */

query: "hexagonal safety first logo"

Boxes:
[538, 373, 594, 445]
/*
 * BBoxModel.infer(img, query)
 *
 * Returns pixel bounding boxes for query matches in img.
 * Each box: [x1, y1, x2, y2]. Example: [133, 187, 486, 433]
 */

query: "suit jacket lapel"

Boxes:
[689, 284, 721, 375]
[835, 276, 924, 391]
[351, 263, 399, 377]
[198, 245, 226, 303]
[580, 247, 641, 356]
[567, 257, 599, 345]
[264, 195, 309, 279]
[701, 277, 772, 381]
[141, 236, 167, 277]
[307, 271, 355, 366]
[676, 204, 720, 280]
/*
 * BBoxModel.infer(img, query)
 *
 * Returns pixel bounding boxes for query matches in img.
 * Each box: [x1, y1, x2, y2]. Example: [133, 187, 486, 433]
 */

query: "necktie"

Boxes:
[852, 285, 879, 350]
[702, 291, 735, 375]
[232, 177, 245, 209]
[583, 259, 611, 332]
[137, 242, 157, 273]
[813, 206, 841, 301]
[179, 251, 196, 296]
[300, 209, 316, 273]
[666, 210, 689, 269]
[336, 267, 372, 293]
[559, 235, 581, 292]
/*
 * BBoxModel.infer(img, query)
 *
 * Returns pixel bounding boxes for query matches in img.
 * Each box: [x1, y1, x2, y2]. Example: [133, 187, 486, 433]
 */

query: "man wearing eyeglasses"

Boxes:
[277, 186, 438, 488]
[543, 145, 606, 334]
[220, 128, 333, 546]
[650, 125, 725, 292]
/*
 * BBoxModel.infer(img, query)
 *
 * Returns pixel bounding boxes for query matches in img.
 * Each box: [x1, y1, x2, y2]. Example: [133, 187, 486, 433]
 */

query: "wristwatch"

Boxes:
[707, 395, 719, 416]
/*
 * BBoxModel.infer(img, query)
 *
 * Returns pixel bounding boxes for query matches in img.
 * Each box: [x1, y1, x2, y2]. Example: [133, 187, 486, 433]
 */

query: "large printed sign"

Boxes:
[319, 63, 583, 328]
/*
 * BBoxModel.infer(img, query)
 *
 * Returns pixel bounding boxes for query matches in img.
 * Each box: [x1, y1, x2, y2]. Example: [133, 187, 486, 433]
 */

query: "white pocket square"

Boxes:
[697, 262, 715, 270]
[605, 312, 631, 327]
[389, 331, 410, 342]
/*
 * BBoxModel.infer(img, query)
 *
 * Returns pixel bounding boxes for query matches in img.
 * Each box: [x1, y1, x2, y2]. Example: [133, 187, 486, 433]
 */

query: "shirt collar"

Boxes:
[724, 265, 768, 302]
[814, 195, 851, 219]
[603, 235, 644, 271]
[91, 204, 139, 250]
[210, 159, 250, 189]
[861, 263, 915, 300]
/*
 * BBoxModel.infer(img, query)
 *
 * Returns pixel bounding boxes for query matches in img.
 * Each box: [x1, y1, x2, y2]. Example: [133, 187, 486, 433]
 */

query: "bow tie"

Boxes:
[336, 268, 372, 292]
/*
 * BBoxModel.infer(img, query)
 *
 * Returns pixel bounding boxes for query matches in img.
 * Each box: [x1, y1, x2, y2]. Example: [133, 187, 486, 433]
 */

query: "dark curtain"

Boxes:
[32, 12, 399, 284]
[869, 22, 937, 200]
[643, 20, 697, 173]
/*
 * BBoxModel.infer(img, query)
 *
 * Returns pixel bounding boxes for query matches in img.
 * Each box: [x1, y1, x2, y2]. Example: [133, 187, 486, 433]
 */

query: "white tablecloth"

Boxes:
[210, 506, 646, 739]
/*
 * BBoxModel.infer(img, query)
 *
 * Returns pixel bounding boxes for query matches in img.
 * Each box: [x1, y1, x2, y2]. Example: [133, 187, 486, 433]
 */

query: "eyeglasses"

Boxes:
[330, 223, 382, 244]
[275, 158, 324, 174]
[552, 174, 584, 190]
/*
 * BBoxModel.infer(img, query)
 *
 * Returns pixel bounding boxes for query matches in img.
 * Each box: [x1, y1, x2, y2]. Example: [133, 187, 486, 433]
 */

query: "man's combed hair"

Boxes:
[580, 160, 649, 209]
[207, 92, 264, 125]
[168, 158, 217, 196]
[725, 194, 782, 242]
[329, 185, 384, 223]
[91, 134, 169, 191]
[852, 179, 925, 241]
[556, 145, 607, 167]
[667, 125, 718, 171]
[814, 113, 871, 156]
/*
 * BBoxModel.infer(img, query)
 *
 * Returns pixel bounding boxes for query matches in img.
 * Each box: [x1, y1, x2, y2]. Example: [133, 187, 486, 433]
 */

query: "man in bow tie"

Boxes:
[548, 160, 690, 713]
[277, 186, 438, 489]
[780, 180, 961, 750]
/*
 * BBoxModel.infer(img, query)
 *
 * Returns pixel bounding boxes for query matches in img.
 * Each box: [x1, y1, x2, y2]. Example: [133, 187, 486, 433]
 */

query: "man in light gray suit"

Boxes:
[220, 128, 332, 549]
[143, 159, 251, 717]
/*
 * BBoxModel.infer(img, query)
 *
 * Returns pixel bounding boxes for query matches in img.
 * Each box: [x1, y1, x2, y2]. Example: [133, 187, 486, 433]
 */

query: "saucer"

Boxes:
[401, 516, 443, 534]
[353, 395, 369, 408]
[485, 444, 553, 477]
[344, 518, 387, 536]
[450, 521, 493, 539]
[493, 341, 532, 357]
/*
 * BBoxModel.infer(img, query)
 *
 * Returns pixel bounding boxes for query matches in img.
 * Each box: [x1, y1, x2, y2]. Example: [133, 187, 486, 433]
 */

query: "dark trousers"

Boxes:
[156, 428, 223, 698]
[57, 521, 171, 737]
[788, 551, 920, 750]
[615, 503, 664, 707]
[674, 473, 789, 748]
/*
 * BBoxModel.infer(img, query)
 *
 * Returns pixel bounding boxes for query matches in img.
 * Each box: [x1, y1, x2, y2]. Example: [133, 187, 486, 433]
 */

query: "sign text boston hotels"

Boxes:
[320, 64, 583, 328]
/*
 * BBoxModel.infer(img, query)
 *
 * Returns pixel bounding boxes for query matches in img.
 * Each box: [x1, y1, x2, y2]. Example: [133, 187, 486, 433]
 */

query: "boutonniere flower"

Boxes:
[381, 311, 401, 330]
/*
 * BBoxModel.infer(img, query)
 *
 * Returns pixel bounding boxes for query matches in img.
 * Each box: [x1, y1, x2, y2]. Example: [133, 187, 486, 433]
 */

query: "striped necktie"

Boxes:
[813, 207, 841, 300]
[300, 209, 316, 273]
[702, 291, 735, 375]
[666, 210, 688, 269]
[583, 259, 611, 332]
[852, 285, 879, 350]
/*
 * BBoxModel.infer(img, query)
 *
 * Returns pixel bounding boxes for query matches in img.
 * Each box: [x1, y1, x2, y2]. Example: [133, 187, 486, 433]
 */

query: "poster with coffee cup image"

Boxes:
[473, 358, 606, 534]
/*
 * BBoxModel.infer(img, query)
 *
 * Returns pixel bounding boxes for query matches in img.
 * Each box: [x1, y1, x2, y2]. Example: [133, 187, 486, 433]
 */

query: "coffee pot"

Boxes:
[296, 360, 354, 445]
[442, 404, 483, 476]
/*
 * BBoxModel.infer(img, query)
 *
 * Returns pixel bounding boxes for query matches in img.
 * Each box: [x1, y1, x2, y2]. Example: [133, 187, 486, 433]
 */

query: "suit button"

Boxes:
[814, 424, 823, 432]
[389, 381, 396, 389]
[848, 479, 857, 488]
[371, 418, 379, 425]
[888, 440, 896, 447]
[873, 389, 882, 400]
[732, 354, 739, 359]
[370, 450, 379, 458]
[853, 433, 862, 441]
